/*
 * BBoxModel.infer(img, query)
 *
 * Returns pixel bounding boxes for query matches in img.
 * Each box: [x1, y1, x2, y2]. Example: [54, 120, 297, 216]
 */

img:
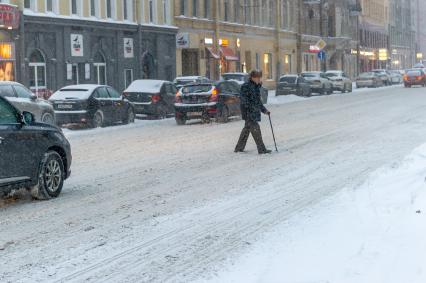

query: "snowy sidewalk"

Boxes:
[206, 143, 426, 283]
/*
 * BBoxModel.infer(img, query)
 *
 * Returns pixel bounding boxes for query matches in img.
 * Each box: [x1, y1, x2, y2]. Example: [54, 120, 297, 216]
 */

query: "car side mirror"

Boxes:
[22, 111, 35, 125]
[30, 94, 37, 101]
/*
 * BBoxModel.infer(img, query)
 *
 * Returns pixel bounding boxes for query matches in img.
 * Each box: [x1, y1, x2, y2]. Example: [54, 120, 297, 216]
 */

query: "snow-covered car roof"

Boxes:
[222, 72, 248, 76]
[49, 84, 101, 100]
[174, 76, 203, 81]
[124, 80, 166, 93]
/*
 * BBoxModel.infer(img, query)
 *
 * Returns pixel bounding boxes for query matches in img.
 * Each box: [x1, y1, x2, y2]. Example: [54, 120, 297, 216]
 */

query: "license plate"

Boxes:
[187, 111, 202, 116]
[57, 104, 73, 109]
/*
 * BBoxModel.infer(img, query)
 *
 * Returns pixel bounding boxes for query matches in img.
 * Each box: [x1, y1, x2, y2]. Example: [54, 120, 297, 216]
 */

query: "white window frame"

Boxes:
[163, 0, 170, 25]
[45, 0, 59, 14]
[140, 0, 145, 23]
[124, 69, 133, 89]
[105, 0, 117, 20]
[94, 62, 107, 85]
[90, 0, 100, 18]
[70, 0, 83, 16]
[123, 0, 133, 22]
[29, 63, 47, 92]
[24, 0, 37, 11]
[148, 0, 157, 24]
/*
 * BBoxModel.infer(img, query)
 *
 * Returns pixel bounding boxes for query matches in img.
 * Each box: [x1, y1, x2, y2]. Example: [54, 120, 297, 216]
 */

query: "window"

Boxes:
[24, 0, 36, 10]
[149, 0, 156, 23]
[124, 69, 133, 89]
[46, 0, 53, 12]
[180, 0, 186, 16]
[0, 98, 17, 125]
[263, 53, 272, 79]
[204, 0, 210, 19]
[224, 0, 228, 21]
[14, 85, 33, 99]
[90, 0, 99, 17]
[71, 0, 82, 16]
[0, 85, 15, 98]
[94, 87, 110, 99]
[28, 50, 46, 91]
[93, 52, 107, 85]
[106, 0, 113, 19]
[163, 0, 170, 24]
[123, 0, 133, 21]
[107, 87, 121, 98]
[192, 0, 197, 17]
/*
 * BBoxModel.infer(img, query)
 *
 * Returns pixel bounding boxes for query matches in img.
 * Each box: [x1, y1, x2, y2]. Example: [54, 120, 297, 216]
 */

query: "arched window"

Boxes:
[29, 49, 46, 91]
[93, 52, 106, 85]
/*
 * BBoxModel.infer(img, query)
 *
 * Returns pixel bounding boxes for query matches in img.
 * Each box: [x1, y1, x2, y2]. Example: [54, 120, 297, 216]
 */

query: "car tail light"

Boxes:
[209, 87, 219, 102]
[403, 75, 408, 81]
[417, 76, 423, 81]
[175, 91, 182, 103]
[151, 94, 161, 103]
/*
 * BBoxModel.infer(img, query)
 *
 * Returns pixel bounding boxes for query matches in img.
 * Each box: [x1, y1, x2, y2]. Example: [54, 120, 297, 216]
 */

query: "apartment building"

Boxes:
[174, 0, 298, 88]
[0, 0, 176, 93]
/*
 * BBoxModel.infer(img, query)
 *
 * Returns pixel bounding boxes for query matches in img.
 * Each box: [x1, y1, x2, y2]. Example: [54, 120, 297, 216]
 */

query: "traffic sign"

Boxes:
[317, 50, 326, 61]
[316, 39, 327, 50]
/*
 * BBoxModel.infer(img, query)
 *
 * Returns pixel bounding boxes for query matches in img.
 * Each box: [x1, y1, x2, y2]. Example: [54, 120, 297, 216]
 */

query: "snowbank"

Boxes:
[206, 143, 426, 283]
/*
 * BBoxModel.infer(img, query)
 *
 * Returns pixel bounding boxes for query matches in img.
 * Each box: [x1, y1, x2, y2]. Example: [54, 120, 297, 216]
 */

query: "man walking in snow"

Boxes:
[235, 70, 272, 154]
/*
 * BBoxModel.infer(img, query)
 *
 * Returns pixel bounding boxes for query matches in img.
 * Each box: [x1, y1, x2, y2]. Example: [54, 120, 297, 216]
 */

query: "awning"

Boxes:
[220, 47, 239, 61]
[206, 47, 220, 59]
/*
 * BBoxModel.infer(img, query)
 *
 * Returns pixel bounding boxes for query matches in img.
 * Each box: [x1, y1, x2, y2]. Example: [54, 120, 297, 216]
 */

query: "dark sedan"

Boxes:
[403, 69, 426, 87]
[123, 80, 176, 118]
[174, 81, 241, 125]
[49, 84, 135, 128]
[0, 96, 71, 200]
[276, 75, 312, 97]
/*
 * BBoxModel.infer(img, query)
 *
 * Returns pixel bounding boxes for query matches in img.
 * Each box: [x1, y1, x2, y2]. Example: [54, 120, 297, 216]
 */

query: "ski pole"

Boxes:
[268, 114, 278, 152]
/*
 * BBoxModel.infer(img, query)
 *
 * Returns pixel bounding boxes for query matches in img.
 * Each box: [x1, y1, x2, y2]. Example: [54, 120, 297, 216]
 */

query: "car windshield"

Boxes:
[181, 85, 213, 94]
[280, 77, 297, 83]
[325, 73, 340, 77]
[302, 73, 319, 78]
[222, 74, 247, 82]
[360, 72, 374, 78]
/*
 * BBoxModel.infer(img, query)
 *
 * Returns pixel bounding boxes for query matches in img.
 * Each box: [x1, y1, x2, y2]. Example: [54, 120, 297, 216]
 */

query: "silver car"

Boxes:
[325, 70, 353, 93]
[0, 81, 55, 124]
[301, 72, 333, 95]
[356, 72, 383, 88]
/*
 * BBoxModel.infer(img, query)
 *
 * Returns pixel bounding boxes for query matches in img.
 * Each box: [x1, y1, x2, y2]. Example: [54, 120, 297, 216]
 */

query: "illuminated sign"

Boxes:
[0, 4, 20, 30]
[219, 39, 229, 47]
[0, 43, 12, 59]
[379, 49, 388, 61]
[204, 37, 213, 45]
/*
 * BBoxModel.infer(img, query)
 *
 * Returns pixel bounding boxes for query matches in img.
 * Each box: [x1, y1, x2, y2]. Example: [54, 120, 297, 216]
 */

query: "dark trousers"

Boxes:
[235, 120, 267, 153]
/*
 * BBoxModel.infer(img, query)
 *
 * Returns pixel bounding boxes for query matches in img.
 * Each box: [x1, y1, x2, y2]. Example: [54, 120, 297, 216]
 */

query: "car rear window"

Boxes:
[360, 72, 374, 78]
[222, 74, 247, 82]
[407, 71, 421, 76]
[302, 73, 319, 78]
[181, 85, 213, 94]
[50, 89, 92, 100]
[280, 77, 297, 83]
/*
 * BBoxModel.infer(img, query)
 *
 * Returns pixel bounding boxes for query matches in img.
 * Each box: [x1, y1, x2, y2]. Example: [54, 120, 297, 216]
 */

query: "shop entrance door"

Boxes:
[182, 49, 199, 76]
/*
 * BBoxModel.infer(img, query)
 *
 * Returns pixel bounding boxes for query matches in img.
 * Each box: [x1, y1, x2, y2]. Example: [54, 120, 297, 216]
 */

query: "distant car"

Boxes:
[0, 81, 55, 125]
[123, 80, 176, 118]
[221, 72, 268, 104]
[301, 72, 333, 94]
[174, 81, 241, 125]
[403, 69, 426, 88]
[388, 70, 403, 84]
[276, 75, 311, 97]
[325, 70, 353, 93]
[173, 76, 211, 89]
[371, 69, 391, 86]
[49, 84, 135, 128]
[0, 96, 72, 200]
[356, 72, 383, 88]
[413, 63, 425, 69]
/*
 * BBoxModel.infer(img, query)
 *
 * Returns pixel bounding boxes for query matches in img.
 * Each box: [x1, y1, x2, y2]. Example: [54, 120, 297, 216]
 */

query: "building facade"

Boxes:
[1, 0, 177, 94]
[174, 0, 299, 89]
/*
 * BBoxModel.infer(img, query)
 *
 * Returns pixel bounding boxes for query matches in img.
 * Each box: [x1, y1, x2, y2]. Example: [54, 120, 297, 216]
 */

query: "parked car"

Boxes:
[388, 70, 403, 84]
[403, 69, 426, 88]
[173, 76, 211, 89]
[174, 81, 241, 125]
[413, 63, 425, 69]
[371, 69, 392, 86]
[221, 72, 269, 104]
[49, 84, 135, 128]
[276, 75, 312, 97]
[325, 70, 353, 93]
[355, 72, 383, 88]
[123, 80, 176, 118]
[0, 81, 55, 125]
[0, 96, 71, 200]
[301, 72, 333, 94]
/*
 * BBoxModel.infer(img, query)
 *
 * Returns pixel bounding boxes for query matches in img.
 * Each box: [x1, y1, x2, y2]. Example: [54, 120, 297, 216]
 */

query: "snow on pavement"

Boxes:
[206, 143, 426, 283]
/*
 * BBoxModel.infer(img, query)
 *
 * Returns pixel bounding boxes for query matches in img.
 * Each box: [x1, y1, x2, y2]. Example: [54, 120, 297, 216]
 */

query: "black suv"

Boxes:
[0, 96, 72, 200]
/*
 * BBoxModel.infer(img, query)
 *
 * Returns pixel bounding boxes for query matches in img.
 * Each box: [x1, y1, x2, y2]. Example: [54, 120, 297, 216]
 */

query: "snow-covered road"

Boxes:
[2, 85, 426, 282]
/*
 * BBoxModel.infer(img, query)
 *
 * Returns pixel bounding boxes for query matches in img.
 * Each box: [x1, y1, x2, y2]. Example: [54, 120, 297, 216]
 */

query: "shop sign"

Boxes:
[123, 38, 134, 58]
[0, 4, 20, 30]
[379, 49, 388, 61]
[176, 33, 189, 48]
[308, 45, 320, 53]
[219, 38, 229, 47]
[204, 37, 213, 45]
[71, 34, 84, 57]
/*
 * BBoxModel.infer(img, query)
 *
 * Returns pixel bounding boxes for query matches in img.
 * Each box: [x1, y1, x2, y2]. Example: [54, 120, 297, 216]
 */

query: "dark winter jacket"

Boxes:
[240, 79, 268, 122]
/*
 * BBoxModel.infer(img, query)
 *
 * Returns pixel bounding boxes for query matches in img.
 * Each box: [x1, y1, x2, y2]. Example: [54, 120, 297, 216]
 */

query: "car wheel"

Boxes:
[123, 108, 135, 124]
[41, 112, 54, 125]
[327, 86, 333, 95]
[30, 151, 65, 200]
[348, 84, 353, 93]
[175, 116, 186, 125]
[217, 106, 229, 123]
[91, 110, 104, 128]
[319, 85, 326, 95]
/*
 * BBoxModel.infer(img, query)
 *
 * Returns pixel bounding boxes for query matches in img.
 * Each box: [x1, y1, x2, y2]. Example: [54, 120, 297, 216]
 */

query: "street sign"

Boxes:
[316, 39, 327, 50]
[317, 50, 326, 61]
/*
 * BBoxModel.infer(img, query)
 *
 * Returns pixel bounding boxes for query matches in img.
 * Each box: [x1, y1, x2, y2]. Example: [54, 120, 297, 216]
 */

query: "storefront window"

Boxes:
[29, 49, 46, 90]
[124, 69, 133, 89]
[94, 52, 107, 85]
[0, 43, 15, 82]
[263, 53, 272, 79]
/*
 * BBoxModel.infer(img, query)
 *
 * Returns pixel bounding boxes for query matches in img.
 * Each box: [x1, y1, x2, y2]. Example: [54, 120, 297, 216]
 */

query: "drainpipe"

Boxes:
[274, 0, 281, 81]
[213, 0, 220, 80]
[296, 0, 303, 74]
